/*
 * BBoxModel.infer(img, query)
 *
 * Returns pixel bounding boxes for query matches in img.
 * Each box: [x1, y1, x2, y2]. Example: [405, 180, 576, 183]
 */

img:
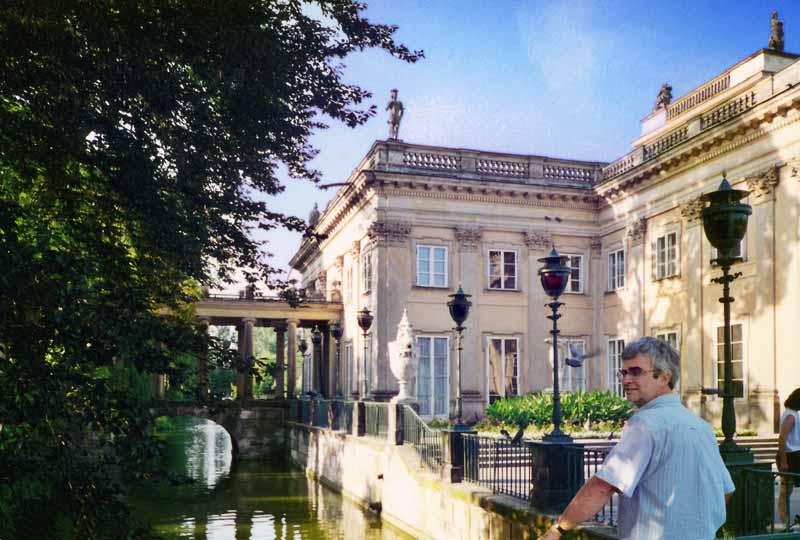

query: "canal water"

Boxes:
[132, 417, 414, 540]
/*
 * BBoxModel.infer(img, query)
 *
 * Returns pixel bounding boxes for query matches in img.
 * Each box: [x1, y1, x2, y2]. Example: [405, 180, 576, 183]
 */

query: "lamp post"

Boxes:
[311, 327, 323, 398]
[298, 337, 308, 395]
[447, 286, 472, 431]
[331, 320, 343, 398]
[701, 175, 752, 463]
[357, 307, 373, 400]
[538, 247, 572, 443]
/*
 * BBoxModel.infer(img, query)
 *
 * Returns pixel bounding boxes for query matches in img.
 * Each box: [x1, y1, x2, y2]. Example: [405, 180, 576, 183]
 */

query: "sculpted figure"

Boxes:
[308, 202, 320, 227]
[769, 11, 784, 52]
[653, 82, 673, 111]
[386, 88, 404, 140]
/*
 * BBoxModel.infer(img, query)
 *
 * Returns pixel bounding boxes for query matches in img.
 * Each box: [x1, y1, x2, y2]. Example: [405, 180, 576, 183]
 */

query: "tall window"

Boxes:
[607, 249, 626, 290]
[362, 252, 372, 293]
[417, 336, 449, 417]
[559, 339, 586, 392]
[654, 231, 679, 279]
[564, 254, 584, 293]
[711, 238, 745, 263]
[608, 338, 626, 396]
[361, 335, 372, 398]
[486, 337, 519, 403]
[416, 245, 448, 287]
[344, 342, 353, 398]
[715, 324, 745, 398]
[488, 250, 517, 290]
[655, 330, 679, 351]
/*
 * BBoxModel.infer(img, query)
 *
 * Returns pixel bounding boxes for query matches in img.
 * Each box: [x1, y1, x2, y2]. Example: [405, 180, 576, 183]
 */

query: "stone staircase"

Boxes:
[577, 435, 779, 464]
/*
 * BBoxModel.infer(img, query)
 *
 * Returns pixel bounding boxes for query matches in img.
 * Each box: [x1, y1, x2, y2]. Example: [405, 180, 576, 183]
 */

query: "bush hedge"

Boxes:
[485, 390, 633, 429]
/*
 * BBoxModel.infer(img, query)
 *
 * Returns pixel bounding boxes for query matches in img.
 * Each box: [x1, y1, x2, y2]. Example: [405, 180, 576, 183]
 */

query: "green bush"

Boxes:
[485, 391, 633, 429]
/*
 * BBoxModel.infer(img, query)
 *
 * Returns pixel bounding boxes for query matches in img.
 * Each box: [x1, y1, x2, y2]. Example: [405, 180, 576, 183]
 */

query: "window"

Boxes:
[416, 245, 448, 287]
[362, 252, 372, 293]
[348, 267, 354, 301]
[362, 335, 372, 397]
[564, 254, 584, 293]
[654, 231, 679, 279]
[417, 336, 449, 417]
[608, 338, 625, 396]
[655, 330, 679, 351]
[711, 238, 746, 264]
[344, 342, 353, 398]
[486, 337, 519, 403]
[715, 323, 745, 398]
[559, 339, 586, 392]
[488, 250, 518, 290]
[607, 248, 626, 290]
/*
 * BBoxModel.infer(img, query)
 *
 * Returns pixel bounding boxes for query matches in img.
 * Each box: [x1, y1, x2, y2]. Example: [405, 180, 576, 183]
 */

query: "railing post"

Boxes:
[529, 440, 584, 514]
[354, 401, 366, 437]
[441, 428, 476, 483]
[388, 403, 404, 445]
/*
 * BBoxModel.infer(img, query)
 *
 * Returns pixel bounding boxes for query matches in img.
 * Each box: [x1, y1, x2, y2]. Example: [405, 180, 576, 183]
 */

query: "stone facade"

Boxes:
[290, 48, 800, 433]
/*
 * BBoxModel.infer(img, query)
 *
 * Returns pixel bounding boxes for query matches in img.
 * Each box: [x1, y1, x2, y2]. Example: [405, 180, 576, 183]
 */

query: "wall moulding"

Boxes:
[679, 197, 705, 224]
[627, 217, 648, 244]
[379, 186, 597, 210]
[745, 166, 780, 201]
[454, 227, 483, 252]
[523, 230, 552, 251]
[367, 220, 412, 246]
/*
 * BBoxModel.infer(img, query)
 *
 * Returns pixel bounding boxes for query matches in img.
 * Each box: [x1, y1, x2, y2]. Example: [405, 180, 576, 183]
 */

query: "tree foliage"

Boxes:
[0, 1, 421, 537]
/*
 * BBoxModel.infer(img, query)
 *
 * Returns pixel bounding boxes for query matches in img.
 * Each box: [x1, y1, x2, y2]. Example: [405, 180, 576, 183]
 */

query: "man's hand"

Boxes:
[537, 526, 562, 540]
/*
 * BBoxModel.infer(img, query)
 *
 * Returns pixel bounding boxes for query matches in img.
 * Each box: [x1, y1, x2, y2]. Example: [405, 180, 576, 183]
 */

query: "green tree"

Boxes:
[0, 2, 421, 538]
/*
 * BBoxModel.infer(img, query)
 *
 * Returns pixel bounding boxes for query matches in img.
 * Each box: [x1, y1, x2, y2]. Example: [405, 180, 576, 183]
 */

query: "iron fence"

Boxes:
[738, 468, 800, 537]
[328, 400, 355, 433]
[364, 402, 389, 438]
[402, 406, 443, 473]
[300, 398, 312, 424]
[463, 434, 532, 500]
[312, 399, 330, 428]
[564, 445, 618, 526]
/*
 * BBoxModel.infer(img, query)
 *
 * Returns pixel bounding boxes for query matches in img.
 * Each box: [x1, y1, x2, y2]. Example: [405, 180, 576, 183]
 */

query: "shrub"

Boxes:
[485, 391, 633, 429]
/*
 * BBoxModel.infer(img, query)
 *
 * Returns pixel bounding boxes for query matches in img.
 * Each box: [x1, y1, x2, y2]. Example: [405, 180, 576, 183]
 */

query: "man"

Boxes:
[538, 337, 735, 540]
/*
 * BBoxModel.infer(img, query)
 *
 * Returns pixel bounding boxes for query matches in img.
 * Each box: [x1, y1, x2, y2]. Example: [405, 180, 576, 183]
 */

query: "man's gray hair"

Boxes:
[621, 336, 680, 390]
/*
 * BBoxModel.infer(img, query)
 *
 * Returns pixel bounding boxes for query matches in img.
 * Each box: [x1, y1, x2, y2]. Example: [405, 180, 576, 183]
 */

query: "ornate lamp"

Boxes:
[357, 308, 373, 399]
[447, 286, 472, 431]
[298, 337, 309, 395]
[538, 247, 572, 443]
[701, 175, 752, 463]
[331, 320, 343, 398]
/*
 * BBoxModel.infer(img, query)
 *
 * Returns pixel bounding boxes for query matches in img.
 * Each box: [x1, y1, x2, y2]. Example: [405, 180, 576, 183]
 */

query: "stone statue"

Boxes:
[768, 11, 784, 52]
[388, 309, 418, 403]
[308, 202, 320, 227]
[386, 88, 404, 140]
[653, 82, 673, 111]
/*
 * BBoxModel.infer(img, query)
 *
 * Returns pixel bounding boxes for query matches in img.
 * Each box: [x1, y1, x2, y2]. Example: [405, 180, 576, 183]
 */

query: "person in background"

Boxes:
[537, 337, 734, 540]
[777, 387, 800, 524]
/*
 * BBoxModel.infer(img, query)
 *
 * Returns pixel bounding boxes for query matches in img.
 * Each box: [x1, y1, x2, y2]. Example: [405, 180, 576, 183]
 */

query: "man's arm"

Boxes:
[536, 476, 618, 539]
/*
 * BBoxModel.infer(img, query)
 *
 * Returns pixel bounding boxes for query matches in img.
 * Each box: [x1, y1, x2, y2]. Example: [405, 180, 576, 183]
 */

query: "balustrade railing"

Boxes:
[667, 73, 731, 120]
[643, 125, 689, 160]
[403, 151, 461, 171]
[312, 398, 330, 428]
[701, 91, 757, 131]
[462, 434, 532, 500]
[476, 158, 528, 178]
[364, 402, 389, 438]
[563, 445, 618, 526]
[402, 405, 443, 473]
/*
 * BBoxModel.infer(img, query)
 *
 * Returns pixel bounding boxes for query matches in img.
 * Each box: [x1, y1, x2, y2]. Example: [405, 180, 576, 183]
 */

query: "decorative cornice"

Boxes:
[590, 236, 602, 256]
[350, 240, 361, 256]
[377, 184, 598, 210]
[746, 166, 779, 200]
[680, 197, 705, 223]
[454, 227, 483, 252]
[523, 230, 552, 250]
[627, 217, 647, 244]
[367, 219, 411, 245]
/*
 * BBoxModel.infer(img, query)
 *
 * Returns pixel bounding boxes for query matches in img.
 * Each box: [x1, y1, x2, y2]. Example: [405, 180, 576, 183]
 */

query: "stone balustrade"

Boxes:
[700, 91, 758, 131]
[643, 125, 689, 160]
[667, 73, 731, 120]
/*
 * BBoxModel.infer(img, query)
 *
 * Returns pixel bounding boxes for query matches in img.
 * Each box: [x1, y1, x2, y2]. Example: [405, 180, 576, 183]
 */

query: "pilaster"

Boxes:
[680, 197, 705, 412]
[525, 230, 552, 390]
[455, 227, 483, 417]
[626, 218, 647, 337]
[275, 322, 286, 398]
[287, 318, 298, 398]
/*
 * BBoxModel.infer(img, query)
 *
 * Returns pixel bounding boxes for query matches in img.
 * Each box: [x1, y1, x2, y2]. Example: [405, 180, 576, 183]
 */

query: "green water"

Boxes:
[132, 417, 414, 540]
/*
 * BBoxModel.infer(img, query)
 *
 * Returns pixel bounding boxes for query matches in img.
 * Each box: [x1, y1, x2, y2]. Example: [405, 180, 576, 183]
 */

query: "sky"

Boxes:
[226, 1, 800, 294]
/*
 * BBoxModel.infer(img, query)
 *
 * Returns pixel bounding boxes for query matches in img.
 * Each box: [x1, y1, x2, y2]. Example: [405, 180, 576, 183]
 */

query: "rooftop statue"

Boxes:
[308, 202, 320, 227]
[653, 82, 673, 111]
[768, 11, 785, 52]
[386, 88, 404, 140]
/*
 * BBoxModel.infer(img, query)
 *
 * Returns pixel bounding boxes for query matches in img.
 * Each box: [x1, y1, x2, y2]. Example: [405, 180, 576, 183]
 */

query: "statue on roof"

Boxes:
[386, 88, 404, 140]
[308, 202, 320, 227]
[768, 11, 784, 52]
[653, 82, 673, 111]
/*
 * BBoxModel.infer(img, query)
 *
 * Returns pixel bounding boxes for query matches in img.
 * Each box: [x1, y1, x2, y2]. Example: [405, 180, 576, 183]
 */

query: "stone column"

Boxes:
[589, 236, 603, 390]
[524, 230, 552, 391]
[275, 322, 286, 399]
[287, 319, 298, 398]
[680, 197, 705, 414]
[196, 317, 211, 401]
[237, 317, 256, 399]
[626, 218, 647, 337]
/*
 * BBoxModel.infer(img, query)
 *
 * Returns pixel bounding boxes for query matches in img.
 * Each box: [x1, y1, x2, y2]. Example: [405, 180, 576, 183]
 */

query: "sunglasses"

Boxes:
[617, 367, 658, 379]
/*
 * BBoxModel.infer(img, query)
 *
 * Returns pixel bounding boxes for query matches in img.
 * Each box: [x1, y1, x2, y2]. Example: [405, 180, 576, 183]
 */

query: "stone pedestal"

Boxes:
[529, 440, 584, 514]
[723, 459, 771, 535]
[441, 428, 476, 483]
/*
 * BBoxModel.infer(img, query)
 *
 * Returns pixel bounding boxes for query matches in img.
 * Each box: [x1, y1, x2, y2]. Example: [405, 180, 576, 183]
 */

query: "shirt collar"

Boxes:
[638, 392, 679, 411]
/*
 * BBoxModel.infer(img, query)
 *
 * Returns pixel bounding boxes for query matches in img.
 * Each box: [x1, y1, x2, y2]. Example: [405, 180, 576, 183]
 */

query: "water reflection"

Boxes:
[132, 417, 414, 540]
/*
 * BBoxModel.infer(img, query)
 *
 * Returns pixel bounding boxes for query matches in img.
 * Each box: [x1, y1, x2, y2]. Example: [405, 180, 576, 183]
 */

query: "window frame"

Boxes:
[653, 229, 680, 280]
[487, 249, 519, 290]
[559, 338, 587, 392]
[562, 253, 584, 294]
[607, 248, 626, 291]
[362, 251, 373, 294]
[485, 336, 521, 404]
[416, 335, 451, 418]
[710, 237, 747, 265]
[713, 321, 747, 399]
[344, 341, 354, 398]
[607, 337, 626, 397]
[415, 244, 449, 288]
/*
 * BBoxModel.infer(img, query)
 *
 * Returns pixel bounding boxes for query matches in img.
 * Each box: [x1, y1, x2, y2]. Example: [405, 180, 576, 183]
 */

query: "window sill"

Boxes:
[412, 284, 451, 291]
[485, 287, 521, 293]
[563, 291, 586, 295]
[604, 288, 625, 295]
[653, 274, 680, 282]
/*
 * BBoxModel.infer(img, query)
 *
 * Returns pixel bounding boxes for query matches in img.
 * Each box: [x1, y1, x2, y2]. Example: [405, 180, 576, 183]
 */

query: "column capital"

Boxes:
[627, 217, 647, 245]
[454, 227, 483, 252]
[241, 317, 257, 326]
[197, 316, 211, 326]
[287, 318, 299, 327]
[367, 219, 411, 246]
[590, 236, 602, 257]
[274, 321, 288, 332]
[746, 165, 779, 202]
[523, 230, 552, 251]
[680, 197, 705, 226]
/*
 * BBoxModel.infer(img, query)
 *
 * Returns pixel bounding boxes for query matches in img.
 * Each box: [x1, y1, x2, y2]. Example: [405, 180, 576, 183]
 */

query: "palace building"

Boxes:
[289, 43, 800, 434]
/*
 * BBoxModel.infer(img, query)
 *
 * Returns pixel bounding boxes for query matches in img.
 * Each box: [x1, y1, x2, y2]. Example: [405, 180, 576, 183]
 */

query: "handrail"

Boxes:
[402, 405, 443, 473]
[364, 402, 389, 438]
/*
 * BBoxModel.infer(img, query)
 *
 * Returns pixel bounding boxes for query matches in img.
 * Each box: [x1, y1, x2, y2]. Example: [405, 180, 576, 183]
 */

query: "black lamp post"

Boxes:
[447, 286, 472, 431]
[357, 307, 373, 400]
[538, 247, 572, 443]
[331, 320, 343, 398]
[298, 337, 308, 395]
[311, 327, 323, 398]
[701, 175, 752, 463]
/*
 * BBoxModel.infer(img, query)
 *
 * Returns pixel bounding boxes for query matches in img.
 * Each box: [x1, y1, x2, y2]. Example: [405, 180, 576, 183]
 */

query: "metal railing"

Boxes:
[328, 400, 354, 433]
[402, 406, 443, 473]
[738, 468, 800, 536]
[312, 399, 330, 428]
[463, 434, 532, 500]
[564, 445, 618, 526]
[364, 402, 389, 438]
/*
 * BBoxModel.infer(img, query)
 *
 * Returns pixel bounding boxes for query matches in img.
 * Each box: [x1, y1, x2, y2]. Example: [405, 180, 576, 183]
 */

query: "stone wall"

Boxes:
[287, 423, 617, 540]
